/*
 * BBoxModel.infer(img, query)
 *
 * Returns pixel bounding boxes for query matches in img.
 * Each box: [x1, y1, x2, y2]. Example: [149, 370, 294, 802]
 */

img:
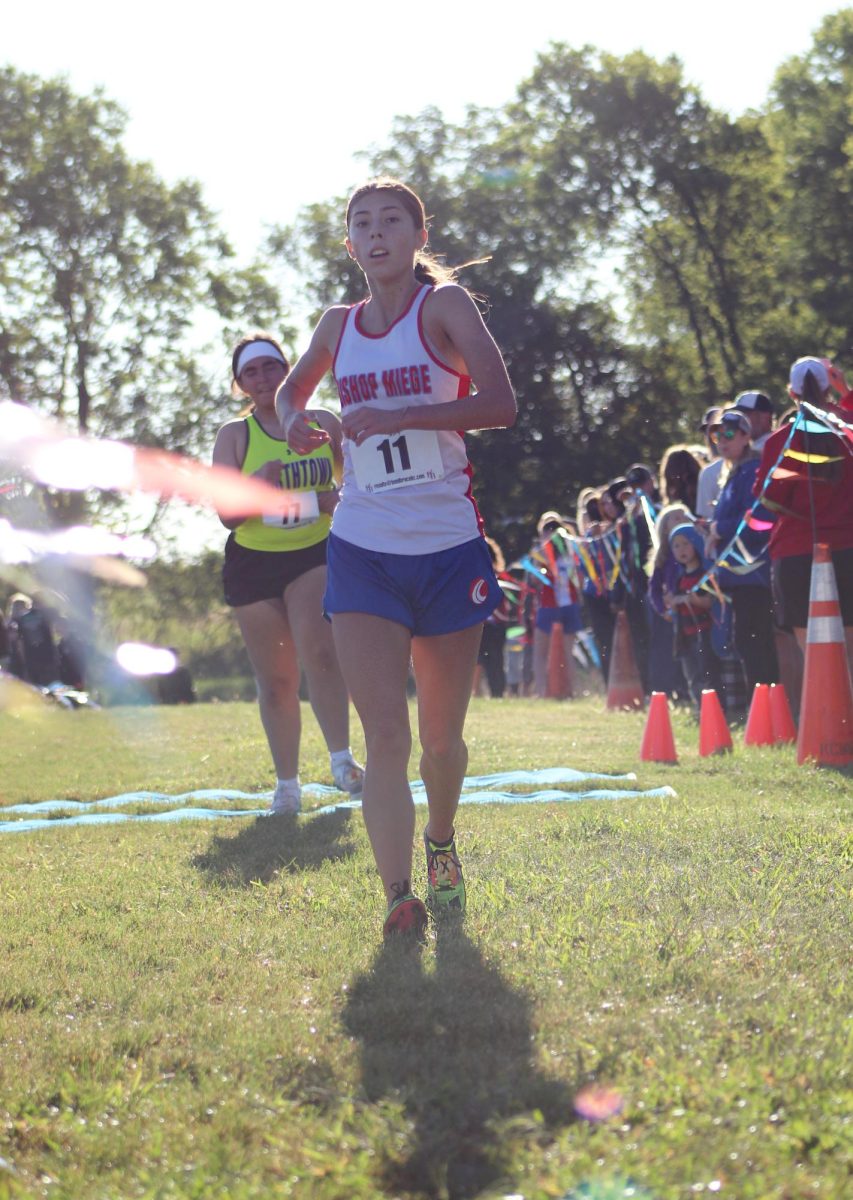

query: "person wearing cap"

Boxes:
[708, 409, 779, 695]
[696, 406, 725, 521]
[733, 391, 775, 452]
[624, 464, 660, 505]
[754, 356, 853, 676]
[212, 331, 363, 815]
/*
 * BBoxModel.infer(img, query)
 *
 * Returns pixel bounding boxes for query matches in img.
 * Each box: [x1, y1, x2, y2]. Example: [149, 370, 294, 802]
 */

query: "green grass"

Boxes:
[0, 697, 851, 1199]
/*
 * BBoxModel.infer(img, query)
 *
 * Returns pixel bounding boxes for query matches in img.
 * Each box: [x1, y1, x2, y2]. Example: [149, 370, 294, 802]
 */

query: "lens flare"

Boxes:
[115, 643, 178, 676]
[30, 439, 136, 490]
[573, 1084, 625, 1121]
[0, 400, 302, 519]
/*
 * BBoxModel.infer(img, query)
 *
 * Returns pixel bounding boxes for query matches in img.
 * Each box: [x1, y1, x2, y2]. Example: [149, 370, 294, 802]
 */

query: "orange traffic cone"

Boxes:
[699, 689, 732, 756]
[640, 692, 678, 763]
[797, 544, 853, 766]
[769, 683, 797, 745]
[606, 611, 644, 710]
[744, 683, 775, 747]
[546, 620, 573, 699]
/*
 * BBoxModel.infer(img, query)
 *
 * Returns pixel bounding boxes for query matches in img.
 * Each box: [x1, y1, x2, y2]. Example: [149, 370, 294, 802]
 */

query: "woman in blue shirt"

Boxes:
[708, 409, 779, 694]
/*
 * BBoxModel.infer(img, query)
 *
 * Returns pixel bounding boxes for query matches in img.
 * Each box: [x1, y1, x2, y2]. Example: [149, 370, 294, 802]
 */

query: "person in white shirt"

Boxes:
[695, 406, 725, 521]
[275, 177, 516, 939]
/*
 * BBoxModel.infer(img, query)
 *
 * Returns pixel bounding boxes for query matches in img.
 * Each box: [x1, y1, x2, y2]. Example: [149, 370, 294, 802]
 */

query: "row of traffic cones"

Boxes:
[639, 543, 852, 767]
[640, 683, 797, 763]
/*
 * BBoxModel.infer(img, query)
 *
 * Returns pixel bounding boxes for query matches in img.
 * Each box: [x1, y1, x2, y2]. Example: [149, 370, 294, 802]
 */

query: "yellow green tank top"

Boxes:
[235, 414, 335, 552]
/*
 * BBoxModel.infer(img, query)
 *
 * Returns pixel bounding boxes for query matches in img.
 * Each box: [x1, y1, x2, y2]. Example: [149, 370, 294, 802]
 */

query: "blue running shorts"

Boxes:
[535, 603, 584, 635]
[324, 533, 502, 636]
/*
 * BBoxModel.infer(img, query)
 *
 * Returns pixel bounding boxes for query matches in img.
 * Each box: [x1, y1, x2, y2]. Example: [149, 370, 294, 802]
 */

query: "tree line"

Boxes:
[1, 10, 850, 549]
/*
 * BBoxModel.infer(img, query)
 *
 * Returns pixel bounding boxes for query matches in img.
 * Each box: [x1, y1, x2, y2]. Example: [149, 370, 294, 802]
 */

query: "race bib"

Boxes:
[350, 429, 445, 494]
[261, 490, 320, 528]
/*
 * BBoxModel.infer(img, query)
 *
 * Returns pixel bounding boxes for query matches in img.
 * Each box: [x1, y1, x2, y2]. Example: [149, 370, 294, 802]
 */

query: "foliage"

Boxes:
[273, 15, 852, 548]
[0, 68, 290, 532]
[767, 8, 853, 353]
[3, 15, 852, 553]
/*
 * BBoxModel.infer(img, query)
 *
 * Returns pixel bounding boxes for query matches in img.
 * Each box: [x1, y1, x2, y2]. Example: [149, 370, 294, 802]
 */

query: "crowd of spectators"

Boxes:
[475, 355, 853, 718]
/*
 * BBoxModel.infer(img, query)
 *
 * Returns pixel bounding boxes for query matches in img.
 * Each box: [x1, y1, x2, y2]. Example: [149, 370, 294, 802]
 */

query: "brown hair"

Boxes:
[345, 177, 486, 287]
[658, 445, 702, 510]
[230, 332, 290, 412]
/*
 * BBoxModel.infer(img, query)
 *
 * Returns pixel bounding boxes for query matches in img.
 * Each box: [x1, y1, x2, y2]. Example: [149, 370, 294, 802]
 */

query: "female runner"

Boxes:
[276, 179, 516, 937]
[213, 332, 363, 814]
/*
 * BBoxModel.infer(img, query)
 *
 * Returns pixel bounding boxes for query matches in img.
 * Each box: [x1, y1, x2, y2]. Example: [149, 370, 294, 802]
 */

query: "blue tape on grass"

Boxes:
[0, 769, 675, 835]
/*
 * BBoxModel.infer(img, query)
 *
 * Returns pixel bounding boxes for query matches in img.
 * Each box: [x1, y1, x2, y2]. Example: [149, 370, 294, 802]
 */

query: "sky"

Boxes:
[4, 0, 843, 263]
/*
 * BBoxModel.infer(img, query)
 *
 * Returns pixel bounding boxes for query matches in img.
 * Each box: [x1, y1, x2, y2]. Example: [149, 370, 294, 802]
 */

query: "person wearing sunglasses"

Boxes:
[707, 409, 779, 697]
[732, 390, 775, 452]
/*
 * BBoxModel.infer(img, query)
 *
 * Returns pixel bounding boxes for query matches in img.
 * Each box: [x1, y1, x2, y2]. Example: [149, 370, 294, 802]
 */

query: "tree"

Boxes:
[0, 68, 287, 460]
[767, 9, 853, 354]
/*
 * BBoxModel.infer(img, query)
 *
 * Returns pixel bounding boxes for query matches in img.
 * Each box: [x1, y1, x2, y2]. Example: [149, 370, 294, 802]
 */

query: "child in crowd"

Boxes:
[665, 523, 721, 709]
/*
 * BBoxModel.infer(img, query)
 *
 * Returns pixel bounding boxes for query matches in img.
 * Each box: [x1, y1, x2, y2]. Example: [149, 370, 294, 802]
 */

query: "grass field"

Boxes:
[0, 696, 850, 1200]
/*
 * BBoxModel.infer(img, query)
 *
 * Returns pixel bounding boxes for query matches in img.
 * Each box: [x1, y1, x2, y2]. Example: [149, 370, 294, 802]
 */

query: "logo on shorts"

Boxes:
[469, 578, 489, 605]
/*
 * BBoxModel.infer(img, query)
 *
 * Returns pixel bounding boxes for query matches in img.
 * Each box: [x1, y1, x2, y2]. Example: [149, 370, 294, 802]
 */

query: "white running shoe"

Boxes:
[332, 759, 364, 797]
[270, 783, 301, 815]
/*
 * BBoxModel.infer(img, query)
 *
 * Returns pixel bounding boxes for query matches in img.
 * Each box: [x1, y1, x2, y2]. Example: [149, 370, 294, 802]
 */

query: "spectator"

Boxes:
[157, 649, 197, 704]
[733, 391, 775, 452]
[696, 406, 725, 521]
[649, 503, 693, 698]
[55, 615, 88, 691]
[473, 537, 510, 698]
[756, 356, 853, 679]
[532, 511, 582, 698]
[624, 463, 660, 505]
[708, 409, 779, 695]
[665, 523, 721, 710]
[13, 592, 59, 686]
[659, 445, 703, 515]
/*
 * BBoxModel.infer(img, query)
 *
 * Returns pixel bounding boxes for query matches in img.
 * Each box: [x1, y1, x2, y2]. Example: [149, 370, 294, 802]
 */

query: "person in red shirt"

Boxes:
[754, 356, 853, 676]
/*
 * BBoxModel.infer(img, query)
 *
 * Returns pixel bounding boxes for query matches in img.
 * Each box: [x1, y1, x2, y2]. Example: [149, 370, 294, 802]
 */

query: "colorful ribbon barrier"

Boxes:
[0, 768, 677, 834]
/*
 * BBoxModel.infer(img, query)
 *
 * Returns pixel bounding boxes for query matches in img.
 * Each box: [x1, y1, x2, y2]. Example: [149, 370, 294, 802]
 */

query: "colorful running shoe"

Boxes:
[424, 828, 466, 914]
[332, 758, 364, 797]
[383, 892, 428, 940]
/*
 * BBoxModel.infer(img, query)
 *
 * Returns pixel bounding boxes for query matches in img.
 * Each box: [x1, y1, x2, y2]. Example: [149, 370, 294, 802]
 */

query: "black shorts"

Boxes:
[222, 535, 328, 608]
[772, 546, 853, 629]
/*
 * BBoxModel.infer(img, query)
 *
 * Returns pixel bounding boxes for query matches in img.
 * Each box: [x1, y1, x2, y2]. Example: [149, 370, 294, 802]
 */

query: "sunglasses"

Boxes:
[710, 426, 743, 443]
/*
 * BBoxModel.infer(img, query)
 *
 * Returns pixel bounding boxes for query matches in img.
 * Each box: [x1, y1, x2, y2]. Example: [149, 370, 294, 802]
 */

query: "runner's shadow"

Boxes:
[342, 923, 573, 1199]
[191, 808, 355, 887]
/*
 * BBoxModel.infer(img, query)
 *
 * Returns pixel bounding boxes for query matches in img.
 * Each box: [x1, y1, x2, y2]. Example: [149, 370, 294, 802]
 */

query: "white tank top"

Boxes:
[330, 284, 484, 554]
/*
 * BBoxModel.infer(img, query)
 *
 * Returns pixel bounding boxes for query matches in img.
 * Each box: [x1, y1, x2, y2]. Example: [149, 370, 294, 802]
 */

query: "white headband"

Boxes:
[235, 341, 286, 378]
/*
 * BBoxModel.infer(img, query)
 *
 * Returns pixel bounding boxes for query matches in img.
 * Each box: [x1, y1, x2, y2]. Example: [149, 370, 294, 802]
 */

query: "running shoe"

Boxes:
[423, 828, 466, 915]
[383, 892, 428, 940]
[332, 758, 364, 797]
[270, 783, 301, 815]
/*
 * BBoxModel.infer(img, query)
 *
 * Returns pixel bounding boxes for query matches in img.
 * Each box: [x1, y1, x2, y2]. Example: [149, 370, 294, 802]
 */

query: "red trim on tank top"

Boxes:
[417, 289, 466, 380]
[353, 284, 423, 339]
[331, 306, 354, 374]
[462, 460, 486, 536]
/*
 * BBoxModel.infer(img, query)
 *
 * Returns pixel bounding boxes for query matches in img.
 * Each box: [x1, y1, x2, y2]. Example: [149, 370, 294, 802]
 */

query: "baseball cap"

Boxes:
[789, 357, 830, 397]
[700, 406, 723, 431]
[733, 391, 774, 415]
[625, 463, 653, 486]
[537, 510, 563, 533]
[710, 409, 751, 437]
